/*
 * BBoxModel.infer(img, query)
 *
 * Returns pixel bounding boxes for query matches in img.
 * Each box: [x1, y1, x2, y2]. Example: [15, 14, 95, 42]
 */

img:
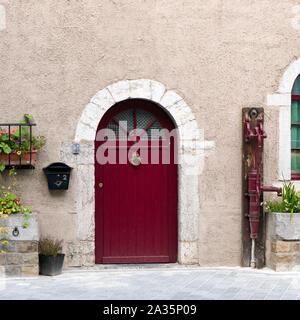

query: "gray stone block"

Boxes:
[60, 142, 94, 164]
[16, 241, 38, 253]
[0, 213, 39, 241]
[21, 265, 39, 276]
[267, 212, 300, 240]
[6, 253, 23, 265]
[5, 265, 21, 276]
[0, 241, 16, 252]
[22, 253, 38, 265]
[0, 254, 6, 265]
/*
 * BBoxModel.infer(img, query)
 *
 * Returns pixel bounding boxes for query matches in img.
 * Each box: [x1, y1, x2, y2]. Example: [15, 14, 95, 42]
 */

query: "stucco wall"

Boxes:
[0, 0, 299, 266]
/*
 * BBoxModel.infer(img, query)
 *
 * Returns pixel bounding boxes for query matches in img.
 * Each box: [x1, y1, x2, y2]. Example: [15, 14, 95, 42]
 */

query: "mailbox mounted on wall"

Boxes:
[43, 162, 72, 190]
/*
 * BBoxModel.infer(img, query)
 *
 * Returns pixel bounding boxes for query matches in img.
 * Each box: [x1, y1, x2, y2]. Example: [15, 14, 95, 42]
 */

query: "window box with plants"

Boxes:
[0, 114, 46, 171]
[263, 182, 300, 271]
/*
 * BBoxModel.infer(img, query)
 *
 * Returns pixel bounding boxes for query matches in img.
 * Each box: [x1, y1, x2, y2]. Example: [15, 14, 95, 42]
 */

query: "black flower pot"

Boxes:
[39, 254, 65, 276]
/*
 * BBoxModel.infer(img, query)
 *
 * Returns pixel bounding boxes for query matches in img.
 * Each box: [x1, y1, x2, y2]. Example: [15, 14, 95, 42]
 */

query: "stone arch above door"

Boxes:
[63, 79, 205, 265]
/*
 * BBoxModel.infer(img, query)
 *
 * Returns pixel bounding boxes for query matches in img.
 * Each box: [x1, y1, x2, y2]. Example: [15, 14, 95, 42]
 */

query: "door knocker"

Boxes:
[12, 227, 19, 237]
[130, 151, 141, 167]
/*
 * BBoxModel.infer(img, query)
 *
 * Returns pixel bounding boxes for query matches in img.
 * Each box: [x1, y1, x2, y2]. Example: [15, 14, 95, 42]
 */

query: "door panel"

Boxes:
[95, 99, 178, 264]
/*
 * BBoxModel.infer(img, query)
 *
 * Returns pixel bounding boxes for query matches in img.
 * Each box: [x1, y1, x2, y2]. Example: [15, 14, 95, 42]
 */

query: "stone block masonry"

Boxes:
[0, 241, 39, 276]
[0, 213, 39, 276]
[266, 212, 300, 271]
[66, 241, 95, 267]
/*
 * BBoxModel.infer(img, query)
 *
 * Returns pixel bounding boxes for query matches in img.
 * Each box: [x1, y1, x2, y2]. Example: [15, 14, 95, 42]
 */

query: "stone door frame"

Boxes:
[62, 79, 206, 265]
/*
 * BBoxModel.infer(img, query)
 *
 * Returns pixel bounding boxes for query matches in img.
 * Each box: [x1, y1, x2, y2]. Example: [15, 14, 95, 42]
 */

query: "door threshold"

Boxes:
[67, 263, 200, 271]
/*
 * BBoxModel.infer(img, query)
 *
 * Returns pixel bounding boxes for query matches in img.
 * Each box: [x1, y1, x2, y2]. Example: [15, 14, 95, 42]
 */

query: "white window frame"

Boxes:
[267, 58, 300, 181]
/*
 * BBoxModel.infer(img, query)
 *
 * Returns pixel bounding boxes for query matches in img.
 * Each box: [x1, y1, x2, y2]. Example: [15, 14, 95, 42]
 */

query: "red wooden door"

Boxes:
[95, 99, 178, 263]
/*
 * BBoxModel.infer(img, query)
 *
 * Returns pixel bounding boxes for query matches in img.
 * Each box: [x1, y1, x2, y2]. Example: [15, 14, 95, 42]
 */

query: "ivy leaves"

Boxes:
[0, 140, 10, 172]
[0, 142, 11, 154]
[0, 142, 11, 172]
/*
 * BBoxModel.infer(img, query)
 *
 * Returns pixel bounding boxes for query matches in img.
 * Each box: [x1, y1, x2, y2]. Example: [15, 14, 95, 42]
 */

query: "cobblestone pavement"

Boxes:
[1, 265, 300, 300]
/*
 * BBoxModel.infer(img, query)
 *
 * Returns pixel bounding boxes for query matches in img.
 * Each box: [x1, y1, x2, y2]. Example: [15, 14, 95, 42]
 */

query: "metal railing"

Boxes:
[0, 123, 36, 168]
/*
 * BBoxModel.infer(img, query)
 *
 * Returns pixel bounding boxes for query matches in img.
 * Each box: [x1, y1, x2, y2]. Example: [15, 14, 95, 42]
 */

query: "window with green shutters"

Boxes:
[291, 75, 300, 179]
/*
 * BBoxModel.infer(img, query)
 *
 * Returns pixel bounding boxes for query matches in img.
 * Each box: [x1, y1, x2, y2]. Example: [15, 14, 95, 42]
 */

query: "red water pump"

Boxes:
[244, 108, 282, 267]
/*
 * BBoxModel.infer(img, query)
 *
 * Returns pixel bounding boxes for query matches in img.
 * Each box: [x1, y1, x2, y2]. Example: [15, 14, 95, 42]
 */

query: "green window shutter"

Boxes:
[291, 100, 300, 173]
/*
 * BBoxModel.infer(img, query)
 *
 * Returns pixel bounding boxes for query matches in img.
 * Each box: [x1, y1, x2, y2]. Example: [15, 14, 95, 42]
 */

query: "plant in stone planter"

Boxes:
[0, 168, 32, 253]
[262, 181, 300, 219]
[263, 182, 300, 271]
[38, 237, 65, 276]
[0, 114, 46, 172]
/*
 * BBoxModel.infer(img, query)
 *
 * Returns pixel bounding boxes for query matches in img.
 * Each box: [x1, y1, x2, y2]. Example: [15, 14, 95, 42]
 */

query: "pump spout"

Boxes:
[260, 186, 282, 197]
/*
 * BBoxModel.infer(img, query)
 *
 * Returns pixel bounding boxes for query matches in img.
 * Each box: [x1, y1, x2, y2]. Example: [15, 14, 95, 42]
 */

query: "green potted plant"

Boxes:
[263, 182, 300, 271]
[0, 114, 46, 171]
[263, 181, 300, 234]
[262, 181, 300, 218]
[38, 237, 65, 276]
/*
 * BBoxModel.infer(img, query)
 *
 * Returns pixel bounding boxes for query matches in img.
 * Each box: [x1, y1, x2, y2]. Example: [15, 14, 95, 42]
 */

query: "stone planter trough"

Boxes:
[266, 212, 300, 271]
[0, 213, 39, 276]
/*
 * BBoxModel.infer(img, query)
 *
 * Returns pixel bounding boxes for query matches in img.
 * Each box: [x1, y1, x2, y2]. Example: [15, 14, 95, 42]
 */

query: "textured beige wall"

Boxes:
[0, 0, 299, 266]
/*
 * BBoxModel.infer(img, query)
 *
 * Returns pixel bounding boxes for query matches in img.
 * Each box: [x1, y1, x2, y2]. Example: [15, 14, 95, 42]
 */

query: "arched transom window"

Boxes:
[106, 108, 165, 140]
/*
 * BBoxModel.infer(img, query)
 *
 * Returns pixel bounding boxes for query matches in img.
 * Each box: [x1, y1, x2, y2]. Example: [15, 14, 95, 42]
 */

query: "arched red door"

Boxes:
[95, 99, 178, 263]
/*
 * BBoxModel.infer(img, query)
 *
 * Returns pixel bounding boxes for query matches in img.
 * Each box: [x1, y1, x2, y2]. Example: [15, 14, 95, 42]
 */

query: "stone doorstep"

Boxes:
[66, 263, 199, 271]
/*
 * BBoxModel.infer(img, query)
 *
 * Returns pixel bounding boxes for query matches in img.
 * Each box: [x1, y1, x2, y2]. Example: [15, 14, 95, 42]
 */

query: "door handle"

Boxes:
[98, 183, 103, 188]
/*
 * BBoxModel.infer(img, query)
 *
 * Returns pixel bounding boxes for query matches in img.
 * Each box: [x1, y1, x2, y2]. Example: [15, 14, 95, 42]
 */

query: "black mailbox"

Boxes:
[43, 162, 72, 190]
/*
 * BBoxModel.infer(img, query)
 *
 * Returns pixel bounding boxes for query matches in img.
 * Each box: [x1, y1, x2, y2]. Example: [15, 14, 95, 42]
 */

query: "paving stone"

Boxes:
[259, 279, 278, 289]
[2, 267, 300, 300]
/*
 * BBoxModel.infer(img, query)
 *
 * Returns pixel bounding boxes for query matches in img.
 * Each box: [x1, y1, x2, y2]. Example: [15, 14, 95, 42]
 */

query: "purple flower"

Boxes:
[32, 146, 36, 150]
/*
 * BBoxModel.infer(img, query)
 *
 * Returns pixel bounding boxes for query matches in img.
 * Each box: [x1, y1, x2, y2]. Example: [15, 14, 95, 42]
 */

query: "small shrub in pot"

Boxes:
[38, 237, 64, 276]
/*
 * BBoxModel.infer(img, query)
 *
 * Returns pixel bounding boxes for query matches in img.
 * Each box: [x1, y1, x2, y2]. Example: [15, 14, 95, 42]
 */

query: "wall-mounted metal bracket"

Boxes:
[72, 143, 80, 155]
